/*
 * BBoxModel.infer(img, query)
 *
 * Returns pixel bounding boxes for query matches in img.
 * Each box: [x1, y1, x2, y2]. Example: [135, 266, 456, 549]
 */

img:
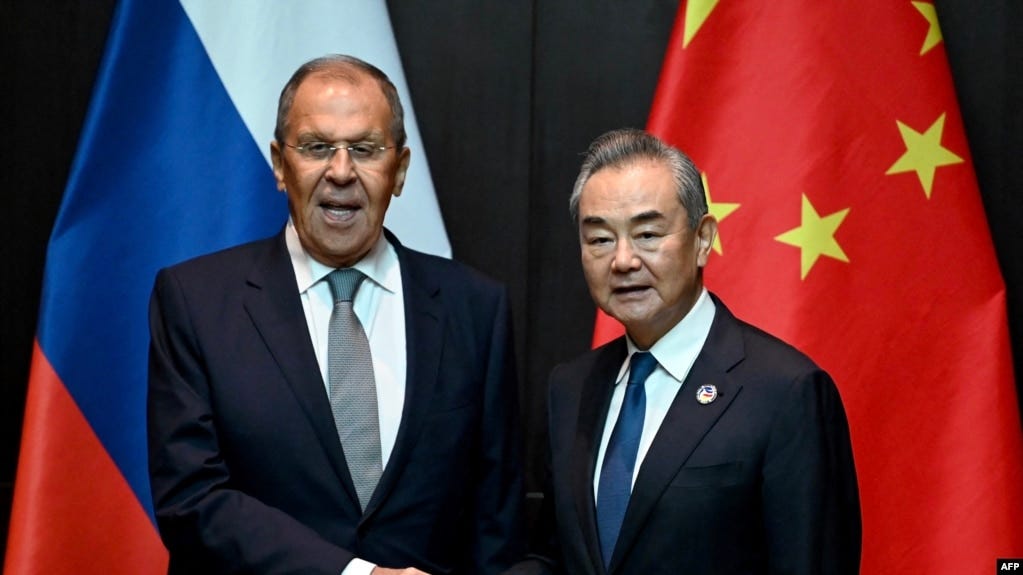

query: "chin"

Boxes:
[607, 302, 654, 322]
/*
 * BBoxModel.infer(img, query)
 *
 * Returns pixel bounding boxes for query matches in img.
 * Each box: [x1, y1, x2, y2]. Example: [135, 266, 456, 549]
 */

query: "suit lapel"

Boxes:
[242, 231, 360, 506]
[607, 299, 746, 573]
[572, 340, 627, 575]
[360, 236, 444, 522]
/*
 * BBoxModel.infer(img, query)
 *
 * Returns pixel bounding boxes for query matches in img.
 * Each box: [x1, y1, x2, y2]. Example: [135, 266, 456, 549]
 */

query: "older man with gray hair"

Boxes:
[511, 128, 860, 575]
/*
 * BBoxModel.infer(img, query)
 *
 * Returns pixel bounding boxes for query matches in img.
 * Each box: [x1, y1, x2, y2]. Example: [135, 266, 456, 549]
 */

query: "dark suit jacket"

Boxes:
[148, 228, 524, 575]
[511, 295, 860, 575]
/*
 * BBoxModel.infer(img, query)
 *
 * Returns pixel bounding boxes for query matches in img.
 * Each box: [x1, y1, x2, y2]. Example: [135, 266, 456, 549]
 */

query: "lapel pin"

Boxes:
[696, 384, 718, 405]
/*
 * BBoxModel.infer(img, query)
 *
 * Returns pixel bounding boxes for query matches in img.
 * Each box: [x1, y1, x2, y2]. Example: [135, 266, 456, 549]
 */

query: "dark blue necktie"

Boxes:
[596, 351, 658, 569]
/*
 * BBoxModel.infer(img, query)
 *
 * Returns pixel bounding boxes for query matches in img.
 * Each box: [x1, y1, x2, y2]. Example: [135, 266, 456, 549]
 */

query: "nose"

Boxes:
[324, 147, 357, 184]
[611, 238, 641, 273]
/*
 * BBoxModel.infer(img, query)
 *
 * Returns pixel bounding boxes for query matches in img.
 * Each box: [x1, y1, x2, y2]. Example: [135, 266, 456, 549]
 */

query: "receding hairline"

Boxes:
[274, 55, 407, 147]
[286, 65, 384, 117]
[301, 62, 374, 89]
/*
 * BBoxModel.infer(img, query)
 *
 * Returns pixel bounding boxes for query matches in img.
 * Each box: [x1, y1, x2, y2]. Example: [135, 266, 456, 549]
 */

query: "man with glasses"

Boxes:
[148, 55, 524, 575]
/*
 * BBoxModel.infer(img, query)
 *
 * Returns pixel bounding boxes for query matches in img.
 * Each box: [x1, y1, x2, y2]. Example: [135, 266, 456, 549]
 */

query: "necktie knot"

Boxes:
[627, 352, 658, 387]
[327, 268, 366, 303]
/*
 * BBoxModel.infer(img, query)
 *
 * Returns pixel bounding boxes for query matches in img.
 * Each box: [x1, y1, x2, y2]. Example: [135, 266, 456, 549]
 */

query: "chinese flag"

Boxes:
[594, 1, 1023, 572]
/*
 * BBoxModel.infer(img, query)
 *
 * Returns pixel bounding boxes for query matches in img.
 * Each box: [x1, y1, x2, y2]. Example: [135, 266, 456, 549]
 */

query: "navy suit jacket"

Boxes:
[148, 229, 524, 575]
[511, 295, 860, 575]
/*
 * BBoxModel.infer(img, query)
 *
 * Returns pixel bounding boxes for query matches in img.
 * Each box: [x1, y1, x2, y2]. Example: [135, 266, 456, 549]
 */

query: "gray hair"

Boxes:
[274, 54, 406, 148]
[569, 128, 706, 228]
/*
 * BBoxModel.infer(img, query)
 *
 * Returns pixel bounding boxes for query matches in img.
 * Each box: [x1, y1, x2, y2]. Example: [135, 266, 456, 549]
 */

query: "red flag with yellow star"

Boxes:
[593, 0, 1023, 571]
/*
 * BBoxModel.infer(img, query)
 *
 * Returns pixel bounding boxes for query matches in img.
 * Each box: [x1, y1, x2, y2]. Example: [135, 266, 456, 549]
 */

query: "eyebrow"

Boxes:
[630, 210, 664, 223]
[294, 129, 385, 142]
[581, 209, 665, 226]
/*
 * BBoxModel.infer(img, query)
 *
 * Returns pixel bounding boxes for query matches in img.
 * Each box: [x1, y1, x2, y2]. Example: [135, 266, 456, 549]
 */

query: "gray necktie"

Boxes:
[326, 268, 382, 512]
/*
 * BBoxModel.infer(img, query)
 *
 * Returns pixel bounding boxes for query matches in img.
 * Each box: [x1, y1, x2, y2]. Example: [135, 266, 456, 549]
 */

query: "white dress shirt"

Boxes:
[285, 222, 406, 575]
[593, 288, 716, 500]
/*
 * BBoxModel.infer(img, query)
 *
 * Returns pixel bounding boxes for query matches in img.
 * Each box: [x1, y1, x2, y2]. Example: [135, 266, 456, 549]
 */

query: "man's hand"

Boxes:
[371, 568, 431, 575]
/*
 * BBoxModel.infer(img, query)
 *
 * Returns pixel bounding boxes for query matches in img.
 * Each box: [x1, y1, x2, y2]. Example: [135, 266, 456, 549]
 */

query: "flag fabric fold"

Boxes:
[6, 1, 447, 572]
[595, 1, 1023, 571]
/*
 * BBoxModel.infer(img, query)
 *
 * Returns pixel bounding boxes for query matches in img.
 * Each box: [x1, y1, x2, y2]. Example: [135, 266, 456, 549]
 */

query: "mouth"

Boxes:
[319, 199, 361, 222]
[612, 285, 651, 297]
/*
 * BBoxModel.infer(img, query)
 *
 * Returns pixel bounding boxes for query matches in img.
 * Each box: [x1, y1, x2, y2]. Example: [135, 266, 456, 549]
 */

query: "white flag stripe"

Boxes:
[179, 0, 451, 257]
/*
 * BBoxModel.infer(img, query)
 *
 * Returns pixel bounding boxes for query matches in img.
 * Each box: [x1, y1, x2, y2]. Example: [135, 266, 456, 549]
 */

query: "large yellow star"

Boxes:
[885, 113, 964, 199]
[702, 173, 739, 255]
[912, 2, 943, 55]
[775, 195, 850, 280]
[683, 0, 721, 48]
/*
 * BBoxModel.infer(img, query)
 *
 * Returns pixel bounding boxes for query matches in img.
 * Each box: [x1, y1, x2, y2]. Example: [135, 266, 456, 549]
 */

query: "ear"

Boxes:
[392, 146, 411, 198]
[270, 141, 286, 192]
[695, 214, 718, 267]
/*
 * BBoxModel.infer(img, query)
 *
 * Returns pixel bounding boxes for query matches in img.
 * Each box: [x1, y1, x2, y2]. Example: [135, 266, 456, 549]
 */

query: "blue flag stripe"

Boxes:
[38, 0, 285, 519]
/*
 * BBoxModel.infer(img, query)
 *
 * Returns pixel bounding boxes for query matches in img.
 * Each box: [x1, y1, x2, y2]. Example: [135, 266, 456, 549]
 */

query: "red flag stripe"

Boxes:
[4, 342, 168, 575]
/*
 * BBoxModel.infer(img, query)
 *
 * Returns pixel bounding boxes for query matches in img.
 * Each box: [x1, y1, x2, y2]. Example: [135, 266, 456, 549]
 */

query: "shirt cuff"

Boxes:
[341, 557, 377, 575]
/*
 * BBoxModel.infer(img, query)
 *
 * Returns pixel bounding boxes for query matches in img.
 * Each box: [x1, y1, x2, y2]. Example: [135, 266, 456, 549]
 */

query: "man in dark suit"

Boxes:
[511, 129, 860, 574]
[147, 55, 524, 575]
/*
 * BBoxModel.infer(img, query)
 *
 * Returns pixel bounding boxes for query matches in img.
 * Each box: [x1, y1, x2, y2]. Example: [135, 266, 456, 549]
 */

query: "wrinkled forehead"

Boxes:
[303, 65, 367, 89]
[581, 161, 684, 218]
[285, 71, 392, 133]
[293, 68, 382, 107]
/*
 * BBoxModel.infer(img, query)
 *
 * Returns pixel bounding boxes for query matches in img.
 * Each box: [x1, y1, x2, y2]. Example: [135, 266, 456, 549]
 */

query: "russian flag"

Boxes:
[4, 1, 448, 573]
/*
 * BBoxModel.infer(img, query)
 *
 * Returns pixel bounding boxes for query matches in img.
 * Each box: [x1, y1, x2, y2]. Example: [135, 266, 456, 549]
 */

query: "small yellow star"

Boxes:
[702, 173, 739, 255]
[912, 2, 943, 55]
[684, 0, 722, 48]
[775, 195, 850, 280]
[885, 113, 964, 199]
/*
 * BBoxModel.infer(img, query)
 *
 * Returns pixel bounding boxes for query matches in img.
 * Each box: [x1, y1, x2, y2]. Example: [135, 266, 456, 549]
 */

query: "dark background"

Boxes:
[2, 0, 1020, 557]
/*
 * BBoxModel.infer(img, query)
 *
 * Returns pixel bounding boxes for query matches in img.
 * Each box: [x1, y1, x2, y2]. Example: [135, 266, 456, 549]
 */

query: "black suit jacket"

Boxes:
[148, 229, 524, 575]
[512, 295, 860, 575]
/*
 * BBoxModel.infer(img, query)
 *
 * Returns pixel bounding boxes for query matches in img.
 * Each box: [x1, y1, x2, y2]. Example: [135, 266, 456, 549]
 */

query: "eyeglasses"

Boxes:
[283, 141, 396, 164]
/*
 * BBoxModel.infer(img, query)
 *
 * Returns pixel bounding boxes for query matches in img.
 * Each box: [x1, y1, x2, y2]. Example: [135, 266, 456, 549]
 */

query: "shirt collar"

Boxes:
[285, 219, 400, 295]
[620, 288, 716, 383]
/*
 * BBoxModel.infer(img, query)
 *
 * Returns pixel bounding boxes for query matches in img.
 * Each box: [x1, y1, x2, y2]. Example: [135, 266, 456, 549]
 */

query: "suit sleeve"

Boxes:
[467, 286, 529, 575]
[761, 369, 862, 574]
[147, 268, 354, 574]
